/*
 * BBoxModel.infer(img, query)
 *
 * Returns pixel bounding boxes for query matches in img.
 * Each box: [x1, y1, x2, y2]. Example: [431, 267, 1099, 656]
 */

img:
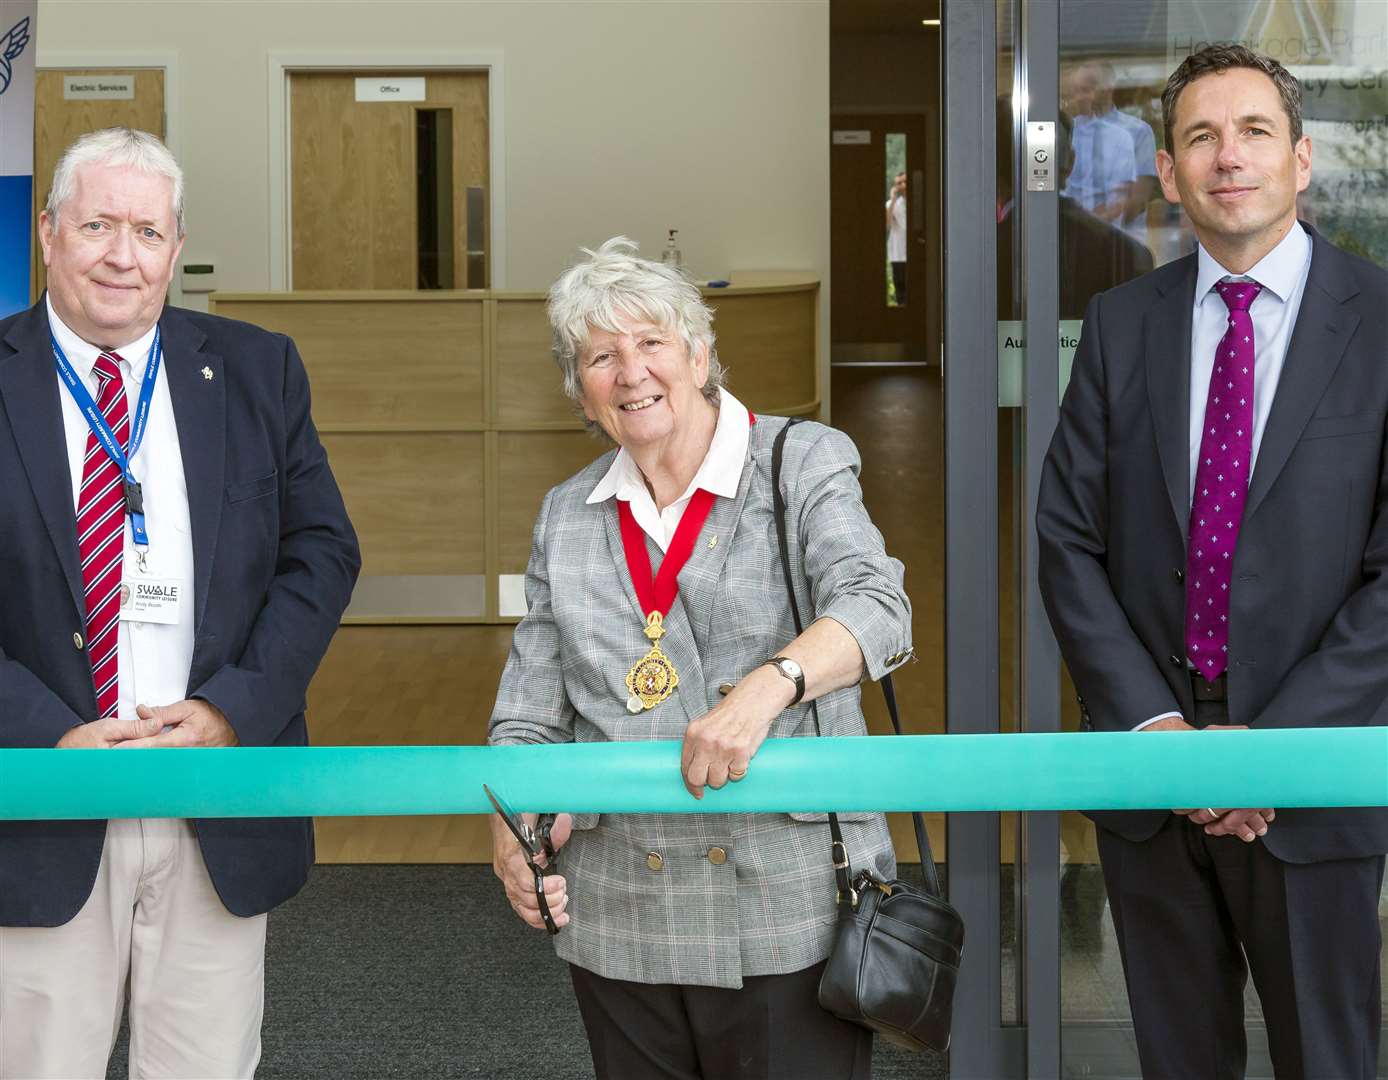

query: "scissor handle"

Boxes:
[529, 861, 559, 935]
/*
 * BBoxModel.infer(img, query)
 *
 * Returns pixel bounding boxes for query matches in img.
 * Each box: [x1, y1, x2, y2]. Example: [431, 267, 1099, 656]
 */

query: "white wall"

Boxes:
[35, 0, 830, 400]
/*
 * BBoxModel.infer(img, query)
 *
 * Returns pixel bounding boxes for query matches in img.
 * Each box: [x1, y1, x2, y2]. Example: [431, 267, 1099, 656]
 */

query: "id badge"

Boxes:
[118, 577, 184, 625]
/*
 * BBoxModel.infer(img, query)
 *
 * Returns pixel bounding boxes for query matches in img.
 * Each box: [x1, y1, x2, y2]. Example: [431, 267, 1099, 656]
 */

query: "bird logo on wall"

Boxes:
[0, 17, 31, 97]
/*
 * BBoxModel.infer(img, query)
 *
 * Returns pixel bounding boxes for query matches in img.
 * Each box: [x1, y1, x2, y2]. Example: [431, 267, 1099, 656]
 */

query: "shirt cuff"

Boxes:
[1132, 711, 1183, 732]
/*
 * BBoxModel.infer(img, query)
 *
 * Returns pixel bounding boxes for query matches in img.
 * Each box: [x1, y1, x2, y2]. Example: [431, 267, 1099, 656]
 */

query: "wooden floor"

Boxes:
[307, 365, 1093, 864]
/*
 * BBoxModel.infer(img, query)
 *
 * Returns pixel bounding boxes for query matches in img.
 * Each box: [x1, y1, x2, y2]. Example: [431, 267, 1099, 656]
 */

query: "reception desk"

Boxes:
[210, 276, 819, 622]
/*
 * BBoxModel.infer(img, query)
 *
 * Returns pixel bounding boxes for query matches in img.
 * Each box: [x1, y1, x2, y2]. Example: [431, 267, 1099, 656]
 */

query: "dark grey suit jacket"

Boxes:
[1037, 223, 1388, 863]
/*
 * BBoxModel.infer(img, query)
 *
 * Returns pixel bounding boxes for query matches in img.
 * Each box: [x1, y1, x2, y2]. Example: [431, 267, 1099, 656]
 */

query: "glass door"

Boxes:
[943, 0, 1388, 1076]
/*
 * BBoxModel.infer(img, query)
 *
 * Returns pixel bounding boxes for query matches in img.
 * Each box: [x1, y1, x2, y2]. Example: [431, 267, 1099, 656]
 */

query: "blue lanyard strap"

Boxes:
[51, 326, 162, 547]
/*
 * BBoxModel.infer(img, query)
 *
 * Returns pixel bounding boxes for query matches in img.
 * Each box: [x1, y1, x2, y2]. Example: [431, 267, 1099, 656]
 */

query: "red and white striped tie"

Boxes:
[76, 351, 129, 719]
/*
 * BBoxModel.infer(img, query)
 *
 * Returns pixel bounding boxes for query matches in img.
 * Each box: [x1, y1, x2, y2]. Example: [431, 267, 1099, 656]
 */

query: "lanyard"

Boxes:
[51, 326, 161, 548]
[618, 488, 717, 623]
[616, 412, 756, 622]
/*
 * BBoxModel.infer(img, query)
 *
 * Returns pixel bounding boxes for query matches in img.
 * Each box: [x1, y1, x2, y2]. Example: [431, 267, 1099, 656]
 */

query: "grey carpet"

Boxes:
[107, 864, 947, 1079]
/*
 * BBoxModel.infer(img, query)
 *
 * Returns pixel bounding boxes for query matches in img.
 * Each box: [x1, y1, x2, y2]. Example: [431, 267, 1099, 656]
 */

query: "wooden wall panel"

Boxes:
[496, 431, 606, 572]
[33, 69, 166, 300]
[708, 289, 818, 411]
[322, 432, 485, 575]
[493, 299, 575, 425]
[212, 299, 484, 427]
[213, 280, 815, 619]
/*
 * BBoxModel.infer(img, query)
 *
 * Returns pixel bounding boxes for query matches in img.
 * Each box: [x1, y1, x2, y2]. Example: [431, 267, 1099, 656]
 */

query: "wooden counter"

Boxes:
[210, 276, 818, 622]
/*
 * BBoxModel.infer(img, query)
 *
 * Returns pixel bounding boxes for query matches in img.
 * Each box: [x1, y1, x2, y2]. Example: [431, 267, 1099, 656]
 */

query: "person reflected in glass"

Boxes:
[487, 238, 913, 1079]
[996, 101, 1153, 320]
[885, 171, 907, 305]
[1062, 60, 1160, 241]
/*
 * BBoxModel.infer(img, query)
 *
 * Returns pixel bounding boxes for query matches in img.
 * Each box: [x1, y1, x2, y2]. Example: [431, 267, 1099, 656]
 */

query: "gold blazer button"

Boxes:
[717, 682, 736, 697]
[707, 846, 728, 865]
[646, 851, 664, 872]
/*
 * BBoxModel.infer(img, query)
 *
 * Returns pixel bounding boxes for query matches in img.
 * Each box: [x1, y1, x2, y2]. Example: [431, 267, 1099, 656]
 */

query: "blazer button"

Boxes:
[646, 851, 664, 872]
[1168, 654, 1183, 668]
[72, 632, 84, 650]
[1172, 568, 1184, 583]
[717, 682, 735, 697]
[707, 846, 728, 866]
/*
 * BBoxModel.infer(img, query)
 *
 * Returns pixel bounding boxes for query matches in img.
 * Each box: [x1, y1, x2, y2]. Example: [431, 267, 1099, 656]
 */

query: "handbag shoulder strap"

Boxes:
[770, 418, 943, 899]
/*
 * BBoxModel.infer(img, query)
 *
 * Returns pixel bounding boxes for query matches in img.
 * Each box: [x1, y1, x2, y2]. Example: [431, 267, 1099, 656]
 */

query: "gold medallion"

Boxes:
[624, 612, 680, 712]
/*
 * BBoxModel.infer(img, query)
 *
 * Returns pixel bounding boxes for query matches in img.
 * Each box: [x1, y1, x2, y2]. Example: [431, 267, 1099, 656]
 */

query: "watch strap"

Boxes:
[766, 655, 806, 705]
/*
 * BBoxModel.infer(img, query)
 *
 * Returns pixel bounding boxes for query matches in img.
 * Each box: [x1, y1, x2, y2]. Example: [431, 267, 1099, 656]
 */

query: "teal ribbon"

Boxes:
[1, 730, 1384, 820]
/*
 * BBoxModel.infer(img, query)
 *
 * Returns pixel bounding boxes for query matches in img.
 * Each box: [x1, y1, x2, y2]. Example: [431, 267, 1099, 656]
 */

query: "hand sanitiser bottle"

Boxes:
[661, 229, 682, 269]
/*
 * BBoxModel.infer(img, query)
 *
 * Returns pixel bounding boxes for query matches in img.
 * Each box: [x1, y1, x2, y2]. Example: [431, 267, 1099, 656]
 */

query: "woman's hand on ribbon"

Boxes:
[681, 664, 793, 798]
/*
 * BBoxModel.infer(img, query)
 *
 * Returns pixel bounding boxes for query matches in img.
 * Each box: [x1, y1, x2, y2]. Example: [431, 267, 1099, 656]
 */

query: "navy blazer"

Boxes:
[0, 300, 360, 925]
[1037, 224, 1388, 864]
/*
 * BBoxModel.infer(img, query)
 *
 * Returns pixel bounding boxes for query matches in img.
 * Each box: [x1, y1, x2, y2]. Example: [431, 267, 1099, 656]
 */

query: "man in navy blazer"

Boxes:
[1038, 46, 1387, 1078]
[0, 128, 358, 1078]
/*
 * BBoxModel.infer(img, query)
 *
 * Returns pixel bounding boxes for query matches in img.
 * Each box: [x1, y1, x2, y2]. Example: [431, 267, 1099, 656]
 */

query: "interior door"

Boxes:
[830, 111, 933, 360]
[32, 68, 166, 301]
[289, 70, 489, 290]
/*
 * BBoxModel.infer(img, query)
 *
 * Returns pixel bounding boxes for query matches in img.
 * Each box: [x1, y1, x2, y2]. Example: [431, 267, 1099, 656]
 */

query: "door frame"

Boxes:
[33, 49, 183, 306]
[941, 0, 1061, 1075]
[267, 49, 507, 290]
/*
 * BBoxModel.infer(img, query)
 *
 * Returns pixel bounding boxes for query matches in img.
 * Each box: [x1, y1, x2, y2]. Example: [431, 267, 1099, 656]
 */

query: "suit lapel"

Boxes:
[601, 497, 647, 626]
[1146, 256, 1197, 538]
[1244, 236, 1360, 522]
[160, 310, 225, 635]
[0, 304, 86, 618]
[679, 450, 754, 650]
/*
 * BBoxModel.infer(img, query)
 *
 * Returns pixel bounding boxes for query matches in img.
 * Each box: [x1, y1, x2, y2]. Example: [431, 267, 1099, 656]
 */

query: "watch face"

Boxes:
[781, 658, 803, 679]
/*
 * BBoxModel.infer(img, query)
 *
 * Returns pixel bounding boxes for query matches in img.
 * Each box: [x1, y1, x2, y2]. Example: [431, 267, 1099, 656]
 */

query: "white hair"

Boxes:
[46, 127, 185, 238]
[546, 237, 723, 428]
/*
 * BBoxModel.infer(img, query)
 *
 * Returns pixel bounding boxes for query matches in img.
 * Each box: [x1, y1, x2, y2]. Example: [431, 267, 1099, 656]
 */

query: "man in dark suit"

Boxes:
[1038, 45, 1388, 1078]
[0, 128, 359, 1078]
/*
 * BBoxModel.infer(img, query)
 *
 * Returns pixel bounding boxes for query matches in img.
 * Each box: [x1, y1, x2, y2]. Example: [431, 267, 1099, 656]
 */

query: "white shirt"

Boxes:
[1187, 221, 1312, 497]
[886, 196, 907, 262]
[1136, 222, 1313, 730]
[586, 387, 750, 552]
[49, 298, 196, 721]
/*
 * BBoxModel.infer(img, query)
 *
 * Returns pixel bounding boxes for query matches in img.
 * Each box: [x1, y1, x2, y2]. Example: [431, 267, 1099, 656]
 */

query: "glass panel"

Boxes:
[1056, 0, 1388, 1072]
[415, 108, 454, 290]
[885, 132, 908, 306]
[998, 0, 1023, 1029]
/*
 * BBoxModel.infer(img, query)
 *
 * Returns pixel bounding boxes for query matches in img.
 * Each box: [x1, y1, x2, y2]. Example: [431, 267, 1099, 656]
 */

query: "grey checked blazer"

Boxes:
[489, 416, 913, 988]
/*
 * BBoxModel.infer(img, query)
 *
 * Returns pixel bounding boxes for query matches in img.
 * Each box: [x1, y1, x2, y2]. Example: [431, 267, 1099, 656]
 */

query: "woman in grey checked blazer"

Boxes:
[488, 238, 915, 1079]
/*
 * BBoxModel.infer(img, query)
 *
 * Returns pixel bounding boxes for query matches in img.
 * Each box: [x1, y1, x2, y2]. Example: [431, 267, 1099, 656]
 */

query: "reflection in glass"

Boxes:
[996, 100, 1153, 320]
[885, 132, 908, 306]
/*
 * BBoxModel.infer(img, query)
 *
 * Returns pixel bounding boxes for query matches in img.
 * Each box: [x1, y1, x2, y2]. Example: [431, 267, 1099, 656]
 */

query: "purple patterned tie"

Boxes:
[1186, 279, 1263, 684]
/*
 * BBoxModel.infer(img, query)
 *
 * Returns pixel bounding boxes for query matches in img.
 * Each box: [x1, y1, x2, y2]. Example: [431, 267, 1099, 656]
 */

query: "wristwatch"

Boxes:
[765, 656, 805, 706]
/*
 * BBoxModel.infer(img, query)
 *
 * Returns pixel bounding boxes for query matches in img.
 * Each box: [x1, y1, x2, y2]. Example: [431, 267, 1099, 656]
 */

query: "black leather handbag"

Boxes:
[771, 418, 964, 1054]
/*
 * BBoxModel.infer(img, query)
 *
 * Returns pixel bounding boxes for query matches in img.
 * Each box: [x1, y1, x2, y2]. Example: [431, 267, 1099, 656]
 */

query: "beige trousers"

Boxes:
[0, 819, 267, 1079]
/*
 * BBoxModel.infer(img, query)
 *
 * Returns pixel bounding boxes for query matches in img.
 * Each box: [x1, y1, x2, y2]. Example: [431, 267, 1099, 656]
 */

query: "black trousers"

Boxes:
[1098, 814, 1384, 1079]
[569, 960, 872, 1080]
[889, 261, 908, 306]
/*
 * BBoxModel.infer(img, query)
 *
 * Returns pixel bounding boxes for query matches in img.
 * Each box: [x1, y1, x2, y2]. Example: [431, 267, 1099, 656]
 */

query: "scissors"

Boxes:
[483, 784, 560, 935]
